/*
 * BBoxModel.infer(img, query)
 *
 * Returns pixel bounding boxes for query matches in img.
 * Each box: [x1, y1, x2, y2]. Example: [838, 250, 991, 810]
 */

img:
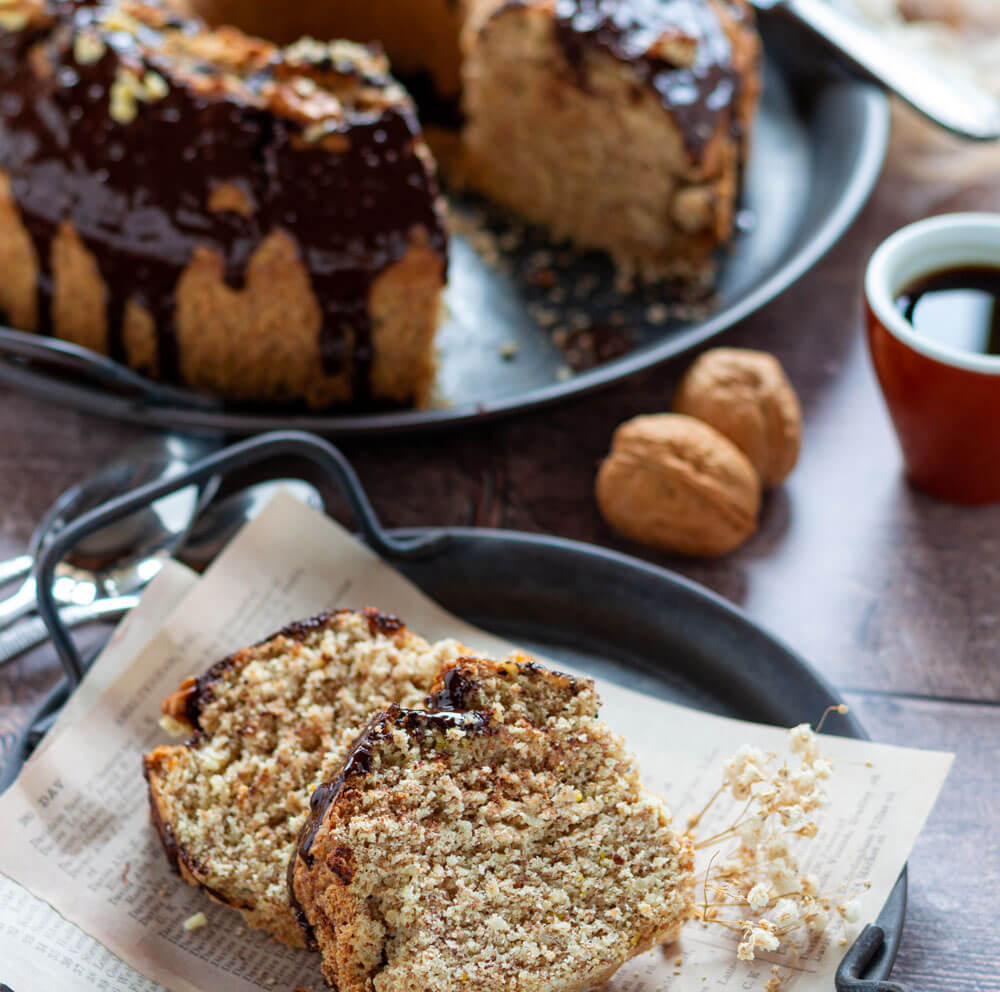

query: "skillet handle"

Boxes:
[34, 431, 450, 688]
[836, 925, 909, 992]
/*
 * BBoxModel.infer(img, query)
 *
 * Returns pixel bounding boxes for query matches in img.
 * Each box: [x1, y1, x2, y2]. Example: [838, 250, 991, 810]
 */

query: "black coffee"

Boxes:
[895, 265, 1000, 356]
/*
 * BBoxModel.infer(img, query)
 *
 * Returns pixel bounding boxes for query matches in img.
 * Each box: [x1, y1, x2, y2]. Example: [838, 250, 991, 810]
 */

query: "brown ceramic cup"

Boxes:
[865, 213, 1000, 505]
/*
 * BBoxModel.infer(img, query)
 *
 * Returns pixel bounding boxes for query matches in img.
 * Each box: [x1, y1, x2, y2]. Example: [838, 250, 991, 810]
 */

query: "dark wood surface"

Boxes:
[1, 116, 998, 988]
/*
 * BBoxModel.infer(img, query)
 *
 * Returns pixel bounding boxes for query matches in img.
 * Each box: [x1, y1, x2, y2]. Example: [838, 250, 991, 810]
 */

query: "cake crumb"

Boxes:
[183, 912, 207, 932]
[645, 303, 669, 325]
[120, 861, 130, 886]
[499, 341, 519, 360]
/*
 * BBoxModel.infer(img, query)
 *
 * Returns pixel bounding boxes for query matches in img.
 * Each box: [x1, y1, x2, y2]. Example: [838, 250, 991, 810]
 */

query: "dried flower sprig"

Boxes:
[685, 705, 870, 976]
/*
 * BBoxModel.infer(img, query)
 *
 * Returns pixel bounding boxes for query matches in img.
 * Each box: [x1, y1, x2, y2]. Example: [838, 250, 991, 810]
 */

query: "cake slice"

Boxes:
[142, 608, 467, 947]
[460, 0, 761, 283]
[290, 656, 694, 992]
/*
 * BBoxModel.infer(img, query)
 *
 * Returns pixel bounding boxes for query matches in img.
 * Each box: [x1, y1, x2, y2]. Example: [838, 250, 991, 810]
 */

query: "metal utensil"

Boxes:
[0, 480, 323, 665]
[0, 554, 33, 588]
[0, 435, 216, 629]
[756, 0, 1000, 141]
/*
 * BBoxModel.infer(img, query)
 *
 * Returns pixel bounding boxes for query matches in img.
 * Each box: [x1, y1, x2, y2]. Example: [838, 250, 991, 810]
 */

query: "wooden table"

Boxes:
[1, 117, 997, 989]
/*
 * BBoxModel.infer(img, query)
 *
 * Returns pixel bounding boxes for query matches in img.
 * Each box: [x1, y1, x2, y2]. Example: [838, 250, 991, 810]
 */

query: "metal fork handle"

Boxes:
[34, 431, 451, 687]
[0, 596, 138, 667]
[0, 326, 222, 410]
[775, 0, 1000, 141]
[0, 577, 37, 630]
[0, 554, 32, 587]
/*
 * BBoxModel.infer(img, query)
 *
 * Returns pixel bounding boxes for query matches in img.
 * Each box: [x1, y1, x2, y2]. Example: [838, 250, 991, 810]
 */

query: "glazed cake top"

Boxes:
[506, 0, 752, 155]
[0, 0, 446, 390]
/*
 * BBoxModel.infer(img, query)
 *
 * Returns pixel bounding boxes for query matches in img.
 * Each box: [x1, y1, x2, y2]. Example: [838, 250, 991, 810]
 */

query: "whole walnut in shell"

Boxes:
[673, 348, 801, 489]
[595, 414, 761, 557]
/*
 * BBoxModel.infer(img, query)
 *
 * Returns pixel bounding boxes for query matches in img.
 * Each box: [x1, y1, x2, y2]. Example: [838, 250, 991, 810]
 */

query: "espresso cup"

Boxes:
[865, 212, 1000, 505]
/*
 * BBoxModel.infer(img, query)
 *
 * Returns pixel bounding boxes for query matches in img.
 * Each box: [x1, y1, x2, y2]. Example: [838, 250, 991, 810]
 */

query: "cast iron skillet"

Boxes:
[0, 17, 890, 438]
[10, 433, 907, 991]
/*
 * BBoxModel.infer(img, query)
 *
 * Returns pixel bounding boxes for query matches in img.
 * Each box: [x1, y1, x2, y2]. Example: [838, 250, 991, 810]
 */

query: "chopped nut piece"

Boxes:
[158, 713, 189, 737]
[0, 9, 28, 30]
[183, 911, 207, 932]
[142, 70, 168, 101]
[73, 31, 107, 65]
[647, 31, 697, 67]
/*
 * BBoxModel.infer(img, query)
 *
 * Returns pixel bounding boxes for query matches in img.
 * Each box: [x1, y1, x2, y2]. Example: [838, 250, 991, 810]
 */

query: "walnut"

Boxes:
[673, 348, 801, 489]
[595, 414, 760, 557]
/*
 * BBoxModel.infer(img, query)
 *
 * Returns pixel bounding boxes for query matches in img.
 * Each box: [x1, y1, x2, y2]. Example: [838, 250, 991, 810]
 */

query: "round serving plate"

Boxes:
[7, 523, 907, 981]
[0, 22, 890, 437]
[10, 425, 907, 981]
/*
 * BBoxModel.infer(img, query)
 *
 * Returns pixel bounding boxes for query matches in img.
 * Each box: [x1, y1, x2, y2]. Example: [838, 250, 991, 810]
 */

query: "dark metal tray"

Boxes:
[5, 432, 905, 990]
[0, 25, 890, 438]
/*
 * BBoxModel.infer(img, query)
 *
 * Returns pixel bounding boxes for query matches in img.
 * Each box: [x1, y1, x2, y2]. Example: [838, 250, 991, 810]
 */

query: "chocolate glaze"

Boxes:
[288, 703, 494, 947]
[362, 606, 404, 638]
[425, 660, 479, 711]
[0, 1, 446, 398]
[540, 0, 740, 157]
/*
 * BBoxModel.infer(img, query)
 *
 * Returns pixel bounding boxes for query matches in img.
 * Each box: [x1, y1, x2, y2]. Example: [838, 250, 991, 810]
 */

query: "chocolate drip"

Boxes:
[547, 0, 738, 157]
[426, 663, 479, 711]
[0, 2, 446, 400]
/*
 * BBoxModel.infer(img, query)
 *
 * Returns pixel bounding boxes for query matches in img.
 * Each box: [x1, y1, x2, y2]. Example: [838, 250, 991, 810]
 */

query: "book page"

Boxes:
[1, 558, 197, 992]
[0, 493, 953, 991]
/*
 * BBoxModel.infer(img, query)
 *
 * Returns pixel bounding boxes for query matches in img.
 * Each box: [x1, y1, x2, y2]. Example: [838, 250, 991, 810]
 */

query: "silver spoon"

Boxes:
[0, 435, 216, 629]
[0, 480, 323, 665]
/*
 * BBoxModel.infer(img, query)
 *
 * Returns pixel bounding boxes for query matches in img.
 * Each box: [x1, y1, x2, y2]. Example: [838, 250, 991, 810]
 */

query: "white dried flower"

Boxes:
[767, 859, 799, 894]
[840, 899, 862, 923]
[788, 724, 818, 760]
[771, 898, 800, 926]
[765, 836, 789, 860]
[791, 769, 816, 793]
[691, 719, 858, 969]
[753, 925, 780, 953]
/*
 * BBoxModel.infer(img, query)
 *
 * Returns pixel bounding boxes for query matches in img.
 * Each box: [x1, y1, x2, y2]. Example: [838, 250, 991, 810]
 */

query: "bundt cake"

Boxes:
[462, 0, 761, 282]
[0, 0, 761, 407]
[187, 0, 761, 284]
[142, 608, 467, 947]
[290, 656, 694, 992]
[0, 0, 447, 408]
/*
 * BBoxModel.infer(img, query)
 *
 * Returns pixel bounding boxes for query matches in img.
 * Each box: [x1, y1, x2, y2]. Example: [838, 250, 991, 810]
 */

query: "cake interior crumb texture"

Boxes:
[143, 608, 465, 947]
[292, 656, 695, 992]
